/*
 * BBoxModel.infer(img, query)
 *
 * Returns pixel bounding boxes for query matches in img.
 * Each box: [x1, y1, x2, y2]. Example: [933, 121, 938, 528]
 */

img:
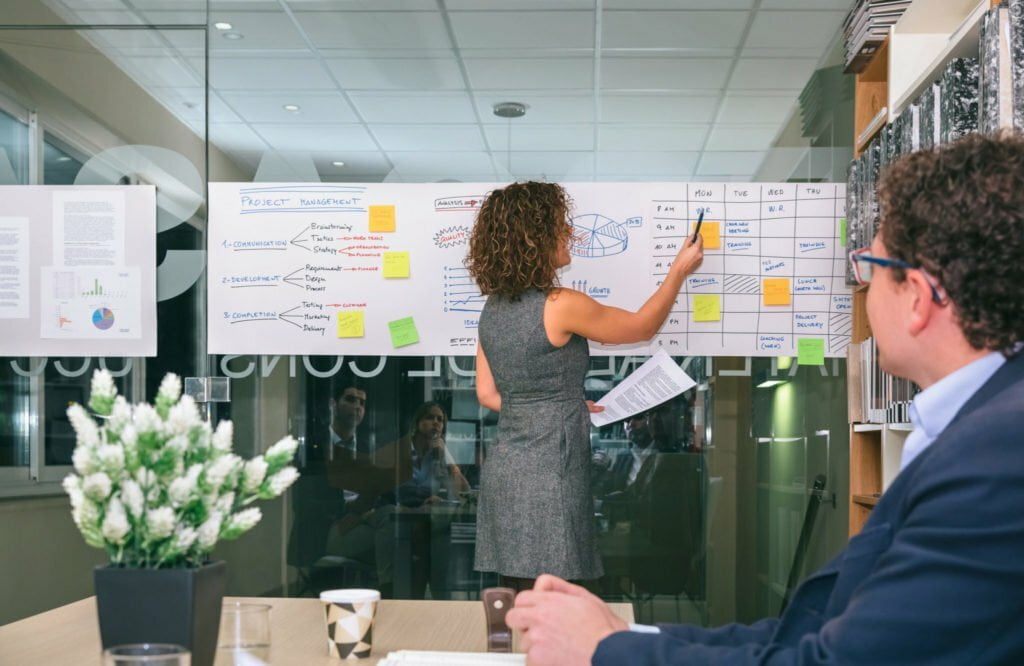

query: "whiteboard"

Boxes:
[208, 182, 849, 358]
[0, 186, 157, 357]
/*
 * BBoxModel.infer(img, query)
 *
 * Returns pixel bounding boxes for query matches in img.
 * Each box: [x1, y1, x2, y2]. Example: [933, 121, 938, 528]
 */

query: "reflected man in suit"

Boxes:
[506, 133, 1024, 665]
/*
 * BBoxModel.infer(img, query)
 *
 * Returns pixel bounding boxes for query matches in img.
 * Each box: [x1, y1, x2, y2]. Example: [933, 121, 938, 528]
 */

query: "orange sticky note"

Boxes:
[692, 221, 721, 249]
[369, 205, 395, 232]
[383, 251, 410, 278]
[337, 311, 364, 338]
[763, 278, 791, 306]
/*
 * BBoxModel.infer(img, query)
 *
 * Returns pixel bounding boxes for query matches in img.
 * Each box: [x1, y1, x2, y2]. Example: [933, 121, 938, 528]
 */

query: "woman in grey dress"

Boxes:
[466, 181, 703, 591]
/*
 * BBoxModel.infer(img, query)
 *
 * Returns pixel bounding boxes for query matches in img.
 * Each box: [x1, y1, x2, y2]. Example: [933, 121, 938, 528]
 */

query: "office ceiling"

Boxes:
[41, 0, 849, 182]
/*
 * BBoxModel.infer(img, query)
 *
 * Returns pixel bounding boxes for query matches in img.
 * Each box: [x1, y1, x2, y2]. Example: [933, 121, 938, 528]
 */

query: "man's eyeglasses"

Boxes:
[849, 248, 946, 304]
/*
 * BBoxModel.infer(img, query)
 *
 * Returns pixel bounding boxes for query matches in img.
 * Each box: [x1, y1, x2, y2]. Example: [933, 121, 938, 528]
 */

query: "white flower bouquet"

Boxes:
[62, 370, 299, 569]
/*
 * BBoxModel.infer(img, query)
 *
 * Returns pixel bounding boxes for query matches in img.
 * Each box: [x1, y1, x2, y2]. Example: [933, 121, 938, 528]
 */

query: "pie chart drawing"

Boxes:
[92, 307, 115, 331]
[570, 214, 628, 258]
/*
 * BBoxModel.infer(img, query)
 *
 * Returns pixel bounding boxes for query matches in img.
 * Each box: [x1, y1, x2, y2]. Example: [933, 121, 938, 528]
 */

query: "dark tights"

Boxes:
[499, 575, 536, 593]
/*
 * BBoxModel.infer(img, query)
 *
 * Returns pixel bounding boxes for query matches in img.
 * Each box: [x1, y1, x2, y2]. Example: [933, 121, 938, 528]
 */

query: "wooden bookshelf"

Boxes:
[854, 37, 889, 156]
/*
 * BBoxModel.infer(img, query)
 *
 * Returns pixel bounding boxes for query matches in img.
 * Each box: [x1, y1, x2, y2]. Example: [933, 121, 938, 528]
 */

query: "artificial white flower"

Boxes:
[196, 512, 223, 550]
[166, 395, 201, 436]
[241, 457, 268, 494]
[145, 507, 176, 540]
[72, 445, 98, 476]
[165, 434, 189, 455]
[74, 498, 101, 528]
[158, 373, 182, 403]
[109, 396, 132, 431]
[63, 474, 84, 509]
[132, 403, 161, 434]
[212, 420, 233, 452]
[101, 497, 130, 545]
[97, 444, 125, 475]
[215, 492, 236, 514]
[265, 436, 298, 461]
[267, 467, 299, 495]
[82, 472, 113, 502]
[91, 369, 116, 400]
[168, 464, 203, 507]
[121, 480, 145, 518]
[205, 454, 241, 491]
[119, 424, 138, 448]
[227, 507, 261, 533]
[172, 526, 198, 552]
[67, 404, 100, 448]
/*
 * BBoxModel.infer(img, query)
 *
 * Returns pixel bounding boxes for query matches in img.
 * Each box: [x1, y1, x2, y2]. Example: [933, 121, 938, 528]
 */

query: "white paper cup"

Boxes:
[319, 589, 381, 660]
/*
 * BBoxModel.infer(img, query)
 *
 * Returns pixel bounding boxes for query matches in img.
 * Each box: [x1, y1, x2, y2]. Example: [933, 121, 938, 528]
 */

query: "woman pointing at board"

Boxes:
[467, 181, 703, 590]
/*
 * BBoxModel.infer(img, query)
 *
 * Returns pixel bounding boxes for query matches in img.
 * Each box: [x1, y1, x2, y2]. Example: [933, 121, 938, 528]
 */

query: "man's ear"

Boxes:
[905, 271, 936, 336]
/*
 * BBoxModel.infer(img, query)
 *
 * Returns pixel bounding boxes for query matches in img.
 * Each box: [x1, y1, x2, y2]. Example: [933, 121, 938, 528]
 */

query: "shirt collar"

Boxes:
[910, 352, 1006, 440]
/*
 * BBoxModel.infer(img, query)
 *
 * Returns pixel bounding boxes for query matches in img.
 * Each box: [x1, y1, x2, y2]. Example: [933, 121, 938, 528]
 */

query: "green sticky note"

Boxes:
[797, 338, 825, 366]
[693, 294, 721, 322]
[388, 316, 420, 348]
[840, 218, 847, 247]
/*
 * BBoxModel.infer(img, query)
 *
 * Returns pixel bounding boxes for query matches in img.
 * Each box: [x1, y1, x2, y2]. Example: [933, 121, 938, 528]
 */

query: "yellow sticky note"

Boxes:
[337, 311, 364, 338]
[383, 251, 410, 278]
[693, 295, 721, 322]
[763, 278, 791, 306]
[369, 205, 396, 232]
[692, 221, 721, 249]
[388, 316, 420, 348]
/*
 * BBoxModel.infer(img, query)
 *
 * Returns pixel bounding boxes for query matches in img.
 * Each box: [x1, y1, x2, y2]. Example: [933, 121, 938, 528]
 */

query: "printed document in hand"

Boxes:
[590, 349, 697, 427]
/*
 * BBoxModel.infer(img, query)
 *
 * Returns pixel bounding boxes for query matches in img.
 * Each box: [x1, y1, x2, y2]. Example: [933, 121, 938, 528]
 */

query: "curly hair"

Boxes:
[877, 131, 1024, 355]
[465, 181, 572, 299]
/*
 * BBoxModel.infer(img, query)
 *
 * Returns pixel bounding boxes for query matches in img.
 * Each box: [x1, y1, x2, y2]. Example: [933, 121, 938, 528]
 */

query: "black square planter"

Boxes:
[94, 560, 226, 666]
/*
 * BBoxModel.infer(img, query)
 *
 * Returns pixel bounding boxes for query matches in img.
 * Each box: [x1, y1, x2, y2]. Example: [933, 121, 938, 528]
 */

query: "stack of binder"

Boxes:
[844, 0, 911, 73]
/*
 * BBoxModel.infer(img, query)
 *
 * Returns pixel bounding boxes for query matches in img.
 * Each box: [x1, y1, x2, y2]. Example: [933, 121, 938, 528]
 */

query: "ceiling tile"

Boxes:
[600, 125, 707, 151]
[716, 93, 796, 124]
[602, 11, 748, 50]
[745, 11, 846, 50]
[348, 92, 477, 123]
[384, 151, 506, 181]
[696, 150, 765, 175]
[486, 125, 594, 151]
[219, 91, 359, 123]
[310, 151, 392, 176]
[508, 151, 594, 179]
[284, 0, 437, 9]
[759, 0, 850, 8]
[446, 1, 592, 8]
[292, 10, 451, 49]
[475, 94, 593, 124]
[254, 124, 379, 151]
[596, 151, 698, 175]
[604, 0, 753, 7]
[449, 11, 593, 50]
[326, 58, 465, 90]
[208, 123, 270, 153]
[704, 125, 779, 151]
[729, 58, 817, 90]
[601, 58, 732, 90]
[371, 125, 486, 151]
[601, 95, 720, 124]
[464, 58, 592, 90]
[211, 56, 336, 90]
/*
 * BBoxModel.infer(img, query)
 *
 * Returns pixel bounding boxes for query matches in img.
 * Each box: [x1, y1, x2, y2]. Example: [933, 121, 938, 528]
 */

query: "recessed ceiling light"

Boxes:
[222, 32, 243, 40]
[331, 161, 345, 167]
[56, 156, 72, 163]
[213, 22, 232, 30]
[283, 104, 301, 113]
[493, 101, 527, 118]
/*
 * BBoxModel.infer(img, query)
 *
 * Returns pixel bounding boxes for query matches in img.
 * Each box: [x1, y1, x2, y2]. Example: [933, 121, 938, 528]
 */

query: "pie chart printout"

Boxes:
[92, 307, 115, 331]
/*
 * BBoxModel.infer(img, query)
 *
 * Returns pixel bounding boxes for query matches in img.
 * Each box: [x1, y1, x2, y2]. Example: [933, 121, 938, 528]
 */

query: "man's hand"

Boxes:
[505, 575, 628, 666]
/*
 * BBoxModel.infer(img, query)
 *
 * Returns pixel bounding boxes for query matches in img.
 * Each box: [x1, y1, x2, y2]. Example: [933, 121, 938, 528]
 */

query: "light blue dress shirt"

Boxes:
[900, 352, 1006, 470]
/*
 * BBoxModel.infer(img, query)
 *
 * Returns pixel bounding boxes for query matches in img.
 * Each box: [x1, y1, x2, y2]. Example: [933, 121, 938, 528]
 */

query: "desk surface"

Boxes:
[0, 595, 634, 665]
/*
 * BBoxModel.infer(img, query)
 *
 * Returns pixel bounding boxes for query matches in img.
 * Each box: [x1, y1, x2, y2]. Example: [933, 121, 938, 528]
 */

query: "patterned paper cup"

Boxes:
[319, 589, 381, 659]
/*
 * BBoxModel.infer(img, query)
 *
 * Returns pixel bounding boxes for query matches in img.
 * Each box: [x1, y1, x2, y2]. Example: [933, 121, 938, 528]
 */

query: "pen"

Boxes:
[692, 209, 705, 244]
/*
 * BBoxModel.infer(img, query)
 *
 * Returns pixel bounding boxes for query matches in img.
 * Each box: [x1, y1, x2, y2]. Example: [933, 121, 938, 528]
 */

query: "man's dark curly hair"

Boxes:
[465, 181, 572, 299]
[878, 131, 1024, 355]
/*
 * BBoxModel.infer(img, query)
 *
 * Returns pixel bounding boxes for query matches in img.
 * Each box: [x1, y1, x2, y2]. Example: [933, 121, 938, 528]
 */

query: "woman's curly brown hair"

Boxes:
[878, 131, 1024, 355]
[465, 181, 572, 299]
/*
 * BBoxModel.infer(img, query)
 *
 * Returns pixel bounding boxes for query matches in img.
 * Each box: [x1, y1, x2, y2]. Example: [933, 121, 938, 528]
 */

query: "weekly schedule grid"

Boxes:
[646, 183, 850, 358]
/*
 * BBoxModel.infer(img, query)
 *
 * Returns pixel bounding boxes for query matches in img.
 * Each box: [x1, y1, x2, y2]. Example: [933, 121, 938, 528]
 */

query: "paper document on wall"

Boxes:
[590, 349, 697, 426]
[0, 217, 29, 318]
[52, 190, 126, 267]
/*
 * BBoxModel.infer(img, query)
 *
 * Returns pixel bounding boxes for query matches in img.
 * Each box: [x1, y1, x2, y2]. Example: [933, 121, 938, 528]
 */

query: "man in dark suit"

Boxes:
[506, 132, 1024, 665]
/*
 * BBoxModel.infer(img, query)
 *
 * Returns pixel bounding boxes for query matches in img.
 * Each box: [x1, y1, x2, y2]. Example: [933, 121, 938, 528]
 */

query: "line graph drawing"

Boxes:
[443, 266, 485, 313]
[569, 214, 630, 258]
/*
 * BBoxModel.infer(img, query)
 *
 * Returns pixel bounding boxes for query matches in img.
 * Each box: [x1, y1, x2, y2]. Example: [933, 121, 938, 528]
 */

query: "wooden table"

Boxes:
[0, 595, 634, 665]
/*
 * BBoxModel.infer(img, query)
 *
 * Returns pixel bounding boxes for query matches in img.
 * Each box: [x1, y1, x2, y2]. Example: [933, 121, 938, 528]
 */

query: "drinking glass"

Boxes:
[215, 602, 272, 665]
[102, 643, 190, 666]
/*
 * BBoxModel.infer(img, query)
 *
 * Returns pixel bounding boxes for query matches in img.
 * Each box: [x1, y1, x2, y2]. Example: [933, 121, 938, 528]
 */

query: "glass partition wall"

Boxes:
[0, 0, 854, 628]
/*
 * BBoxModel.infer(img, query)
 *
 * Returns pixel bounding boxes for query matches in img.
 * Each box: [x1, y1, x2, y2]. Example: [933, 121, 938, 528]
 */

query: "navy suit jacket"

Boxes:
[595, 353, 1024, 665]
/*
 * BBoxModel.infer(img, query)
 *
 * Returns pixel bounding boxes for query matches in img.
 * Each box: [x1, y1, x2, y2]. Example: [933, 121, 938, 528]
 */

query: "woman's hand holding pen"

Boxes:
[672, 233, 704, 277]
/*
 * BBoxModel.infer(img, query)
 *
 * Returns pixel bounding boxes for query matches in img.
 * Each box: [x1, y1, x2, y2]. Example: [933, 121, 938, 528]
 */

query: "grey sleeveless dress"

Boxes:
[474, 289, 603, 580]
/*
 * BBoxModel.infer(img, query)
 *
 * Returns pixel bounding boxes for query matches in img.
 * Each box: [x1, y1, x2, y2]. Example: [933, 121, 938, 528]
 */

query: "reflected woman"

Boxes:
[467, 181, 703, 591]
